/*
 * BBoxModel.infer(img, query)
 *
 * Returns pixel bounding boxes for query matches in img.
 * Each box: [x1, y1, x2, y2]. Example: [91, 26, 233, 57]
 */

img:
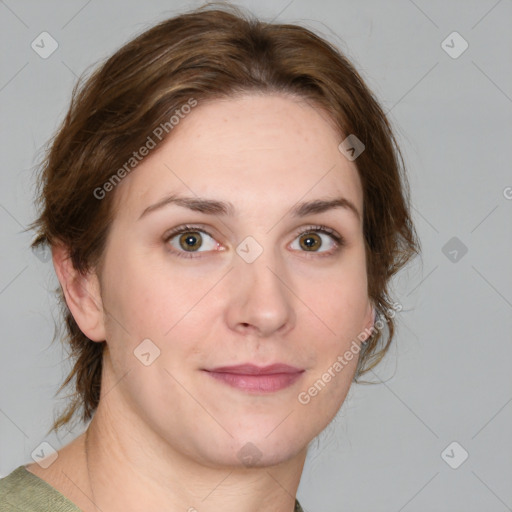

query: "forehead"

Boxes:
[112, 93, 363, 220]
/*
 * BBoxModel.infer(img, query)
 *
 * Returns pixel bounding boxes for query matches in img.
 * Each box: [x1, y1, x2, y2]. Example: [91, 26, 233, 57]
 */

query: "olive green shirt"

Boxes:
[0, 465, 304, 511]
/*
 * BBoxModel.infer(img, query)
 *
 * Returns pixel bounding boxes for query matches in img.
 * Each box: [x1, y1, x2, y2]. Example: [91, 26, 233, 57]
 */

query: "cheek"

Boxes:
[101, 245, 176, 335]
[299, 258, 368, 338]
[100, 252, 214, 380]
[295, 257, 369, 411]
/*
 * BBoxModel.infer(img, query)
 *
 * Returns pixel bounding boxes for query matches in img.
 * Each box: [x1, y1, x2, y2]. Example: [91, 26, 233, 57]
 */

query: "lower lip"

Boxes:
[204, 371, 303, 393]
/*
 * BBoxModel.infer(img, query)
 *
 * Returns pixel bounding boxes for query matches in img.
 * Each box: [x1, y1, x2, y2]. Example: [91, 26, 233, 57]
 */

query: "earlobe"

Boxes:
[51, 243, 106, 342]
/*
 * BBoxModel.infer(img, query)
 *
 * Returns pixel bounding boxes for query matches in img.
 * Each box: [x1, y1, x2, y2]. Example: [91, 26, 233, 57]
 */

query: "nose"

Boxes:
[225, 251, 296, 338]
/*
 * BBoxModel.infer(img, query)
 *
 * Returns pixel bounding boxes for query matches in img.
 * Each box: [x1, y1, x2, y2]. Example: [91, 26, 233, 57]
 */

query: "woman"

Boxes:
[0, 3, 419, 511]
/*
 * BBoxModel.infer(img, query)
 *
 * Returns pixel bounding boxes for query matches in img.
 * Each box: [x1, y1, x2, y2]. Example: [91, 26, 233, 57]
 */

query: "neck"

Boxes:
[82, 385, 306, 512]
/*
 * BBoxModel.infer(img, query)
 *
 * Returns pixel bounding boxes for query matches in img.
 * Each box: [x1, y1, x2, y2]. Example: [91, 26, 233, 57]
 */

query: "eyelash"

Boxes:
[163, 224, 345, 259]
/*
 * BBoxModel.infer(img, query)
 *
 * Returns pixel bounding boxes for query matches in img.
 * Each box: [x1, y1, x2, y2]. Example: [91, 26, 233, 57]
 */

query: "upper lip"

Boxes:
[205, 364, 303, 375]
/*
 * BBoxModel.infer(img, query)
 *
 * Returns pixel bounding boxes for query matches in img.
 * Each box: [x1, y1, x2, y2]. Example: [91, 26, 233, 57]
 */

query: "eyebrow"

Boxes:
[138, 194, 361, 222]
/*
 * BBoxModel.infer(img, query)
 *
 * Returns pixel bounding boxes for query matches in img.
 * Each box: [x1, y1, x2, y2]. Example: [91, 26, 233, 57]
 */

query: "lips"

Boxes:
[203, 363, 304, 393]
[207, 363, 303, 375]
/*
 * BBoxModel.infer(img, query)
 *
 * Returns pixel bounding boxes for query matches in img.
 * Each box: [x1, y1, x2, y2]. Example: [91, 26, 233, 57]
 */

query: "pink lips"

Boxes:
[203, 364, 304, 393]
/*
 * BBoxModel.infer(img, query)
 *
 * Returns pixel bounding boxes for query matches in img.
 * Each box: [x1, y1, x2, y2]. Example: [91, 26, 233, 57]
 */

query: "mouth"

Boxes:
[202, 363, 305, 393]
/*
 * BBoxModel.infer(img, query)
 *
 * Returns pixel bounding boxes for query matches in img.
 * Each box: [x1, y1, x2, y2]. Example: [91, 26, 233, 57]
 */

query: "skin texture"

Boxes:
[26, 93, 374, 512]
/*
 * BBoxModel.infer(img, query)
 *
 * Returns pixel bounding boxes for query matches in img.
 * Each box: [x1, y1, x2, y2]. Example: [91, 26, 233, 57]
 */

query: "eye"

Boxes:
[163, 224, 344, 259]
[164, 225, 221, 257]
[289, 226, 343, 255]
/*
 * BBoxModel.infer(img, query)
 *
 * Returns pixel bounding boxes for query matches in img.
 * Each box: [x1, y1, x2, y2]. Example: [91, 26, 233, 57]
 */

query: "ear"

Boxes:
[361, 301, 376, 342]
[52, 243, 106, 342]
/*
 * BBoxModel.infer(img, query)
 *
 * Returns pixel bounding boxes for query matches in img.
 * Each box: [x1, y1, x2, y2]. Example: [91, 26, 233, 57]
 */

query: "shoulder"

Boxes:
[0, 465, 81, 512]
[0, 466, 33, 511]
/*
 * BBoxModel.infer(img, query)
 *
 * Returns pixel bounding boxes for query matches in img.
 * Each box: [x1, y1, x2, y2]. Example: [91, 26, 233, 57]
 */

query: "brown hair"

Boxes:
[29, 2, 420, 434]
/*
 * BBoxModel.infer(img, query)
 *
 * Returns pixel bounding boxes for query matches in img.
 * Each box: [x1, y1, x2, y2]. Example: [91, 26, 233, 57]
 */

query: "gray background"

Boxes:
[1, 1, 511, 511]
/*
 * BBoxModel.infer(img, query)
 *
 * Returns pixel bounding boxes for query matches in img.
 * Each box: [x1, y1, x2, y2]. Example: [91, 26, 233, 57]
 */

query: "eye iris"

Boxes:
[179, 231, 202, 251]
[300, 232, 321, 251]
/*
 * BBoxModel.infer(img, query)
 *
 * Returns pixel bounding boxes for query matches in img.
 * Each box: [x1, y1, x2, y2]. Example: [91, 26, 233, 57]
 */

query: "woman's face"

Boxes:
[95, 93, 374, 468]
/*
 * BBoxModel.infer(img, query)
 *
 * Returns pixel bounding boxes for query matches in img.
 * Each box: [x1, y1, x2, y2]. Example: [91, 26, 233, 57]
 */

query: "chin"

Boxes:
[189, 429, 307, 470]
[232, 430, 310, 468]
